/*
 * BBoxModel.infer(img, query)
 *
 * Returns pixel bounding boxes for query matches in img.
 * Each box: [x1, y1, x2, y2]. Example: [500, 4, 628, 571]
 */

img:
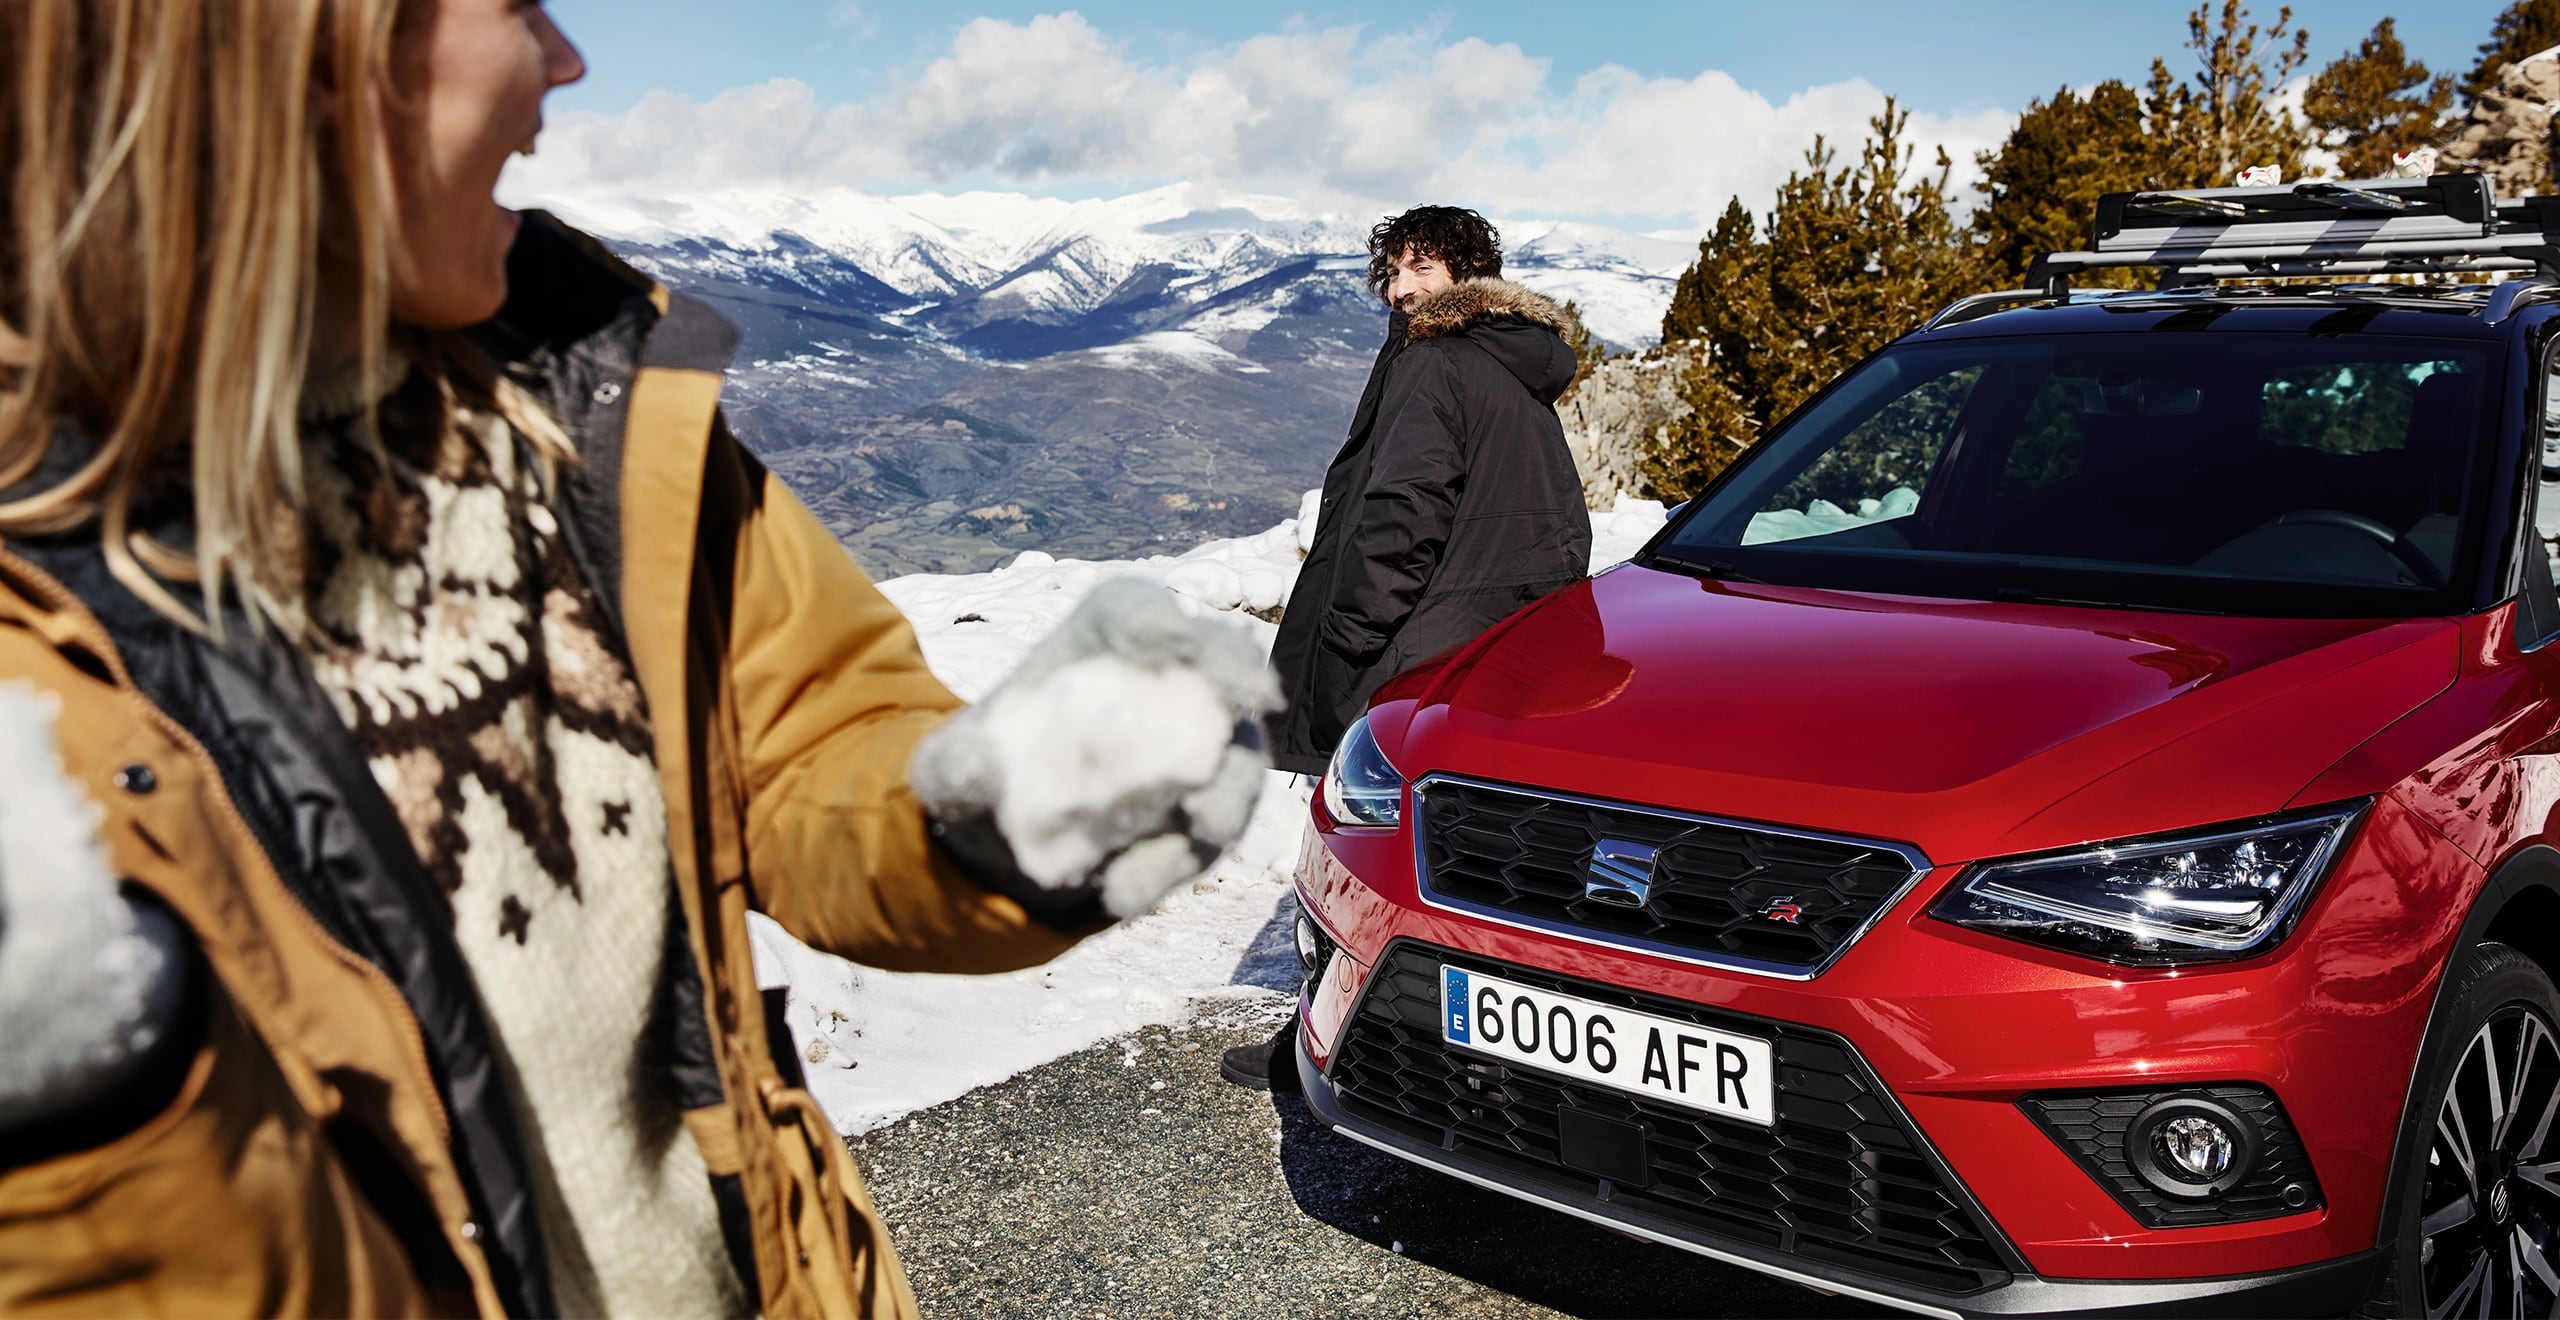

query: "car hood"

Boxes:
[1378, 564, 2461, 864]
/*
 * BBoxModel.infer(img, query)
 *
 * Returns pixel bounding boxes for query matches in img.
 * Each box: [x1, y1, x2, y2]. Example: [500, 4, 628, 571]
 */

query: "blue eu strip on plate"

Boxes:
[1445, 967, 1472, 1044]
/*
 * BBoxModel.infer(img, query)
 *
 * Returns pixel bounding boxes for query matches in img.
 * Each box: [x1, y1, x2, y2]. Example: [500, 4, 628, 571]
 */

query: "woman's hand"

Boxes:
[910, 579, 1280, 921]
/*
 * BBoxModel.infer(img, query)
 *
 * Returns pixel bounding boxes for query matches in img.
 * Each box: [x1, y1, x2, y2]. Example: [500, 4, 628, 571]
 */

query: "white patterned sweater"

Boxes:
[296, 363, 741, 1318]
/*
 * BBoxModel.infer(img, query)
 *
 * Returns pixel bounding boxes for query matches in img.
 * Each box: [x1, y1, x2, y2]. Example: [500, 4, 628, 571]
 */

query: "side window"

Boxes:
[2544, 359, 2560, 490]
[1748, 365, 1982, 543]
[2522, 343, 2560, 649]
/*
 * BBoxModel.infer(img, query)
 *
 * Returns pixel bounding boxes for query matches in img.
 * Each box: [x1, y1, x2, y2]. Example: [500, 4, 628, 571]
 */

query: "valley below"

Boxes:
[553, 184, 1684, 576]
[706, 263, 1382, 577]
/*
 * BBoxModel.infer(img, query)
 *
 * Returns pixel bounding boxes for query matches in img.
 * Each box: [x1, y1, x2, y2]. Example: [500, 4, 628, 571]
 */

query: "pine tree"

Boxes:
[1660, 198, 1772, 403]
[1641, 369, 1759, 500]
[2305, 18, 2454, 179]
[1641, 102, 1978, 501]
[1661, 198, 1758, 345]
[1642, 2, 2322, 502]
[1973, 81, 2152, 286]
[1968, 1, 2311, 293]
[1755, 115, 1973, 426]
[2145, 1, 2313, 186]
[2465, 0, 2560, 104]
[1648, 199, 1770, 499]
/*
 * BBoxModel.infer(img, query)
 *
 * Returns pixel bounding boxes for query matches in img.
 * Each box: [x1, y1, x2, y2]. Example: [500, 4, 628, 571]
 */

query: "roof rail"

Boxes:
[2484, 275, 2560, 326]
[1920, 288, 2059, 331]
[2024, 174, 2560, 294]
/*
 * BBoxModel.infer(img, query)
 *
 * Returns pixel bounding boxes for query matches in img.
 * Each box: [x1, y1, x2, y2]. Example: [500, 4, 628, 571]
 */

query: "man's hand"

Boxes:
[910, 579, 1280, 921]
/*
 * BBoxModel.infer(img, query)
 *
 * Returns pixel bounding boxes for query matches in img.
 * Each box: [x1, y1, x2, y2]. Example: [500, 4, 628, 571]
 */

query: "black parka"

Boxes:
[1268, 278, 1593, 774]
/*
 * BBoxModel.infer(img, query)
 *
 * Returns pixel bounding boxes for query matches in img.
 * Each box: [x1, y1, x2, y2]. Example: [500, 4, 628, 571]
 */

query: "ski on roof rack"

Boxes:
[2024, 173, 2560, 292]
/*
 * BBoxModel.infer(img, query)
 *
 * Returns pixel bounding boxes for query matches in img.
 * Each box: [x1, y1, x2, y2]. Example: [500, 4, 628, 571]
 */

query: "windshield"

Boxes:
[1650, 332, 2501, 616]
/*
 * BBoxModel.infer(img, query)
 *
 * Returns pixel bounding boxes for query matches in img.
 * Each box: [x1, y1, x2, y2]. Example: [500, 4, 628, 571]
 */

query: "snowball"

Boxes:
[979, 654, 1234, 886]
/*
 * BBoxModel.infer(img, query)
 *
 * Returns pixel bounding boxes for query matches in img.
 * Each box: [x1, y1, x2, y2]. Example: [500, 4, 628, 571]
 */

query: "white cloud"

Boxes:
[507, 12, 2018, 236]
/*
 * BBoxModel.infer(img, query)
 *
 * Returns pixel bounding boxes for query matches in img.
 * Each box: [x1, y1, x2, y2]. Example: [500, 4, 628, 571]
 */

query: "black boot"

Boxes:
[1219, 1020, 1300, 1092]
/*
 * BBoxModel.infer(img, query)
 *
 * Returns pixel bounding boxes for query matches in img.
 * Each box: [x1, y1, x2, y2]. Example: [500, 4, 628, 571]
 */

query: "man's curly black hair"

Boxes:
[1367, 205, 1502, 304]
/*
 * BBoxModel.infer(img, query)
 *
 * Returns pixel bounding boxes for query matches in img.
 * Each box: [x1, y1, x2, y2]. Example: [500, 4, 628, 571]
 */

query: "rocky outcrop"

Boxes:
[1556, 341, 1707, 509]
[2441, 50, 2560, 195]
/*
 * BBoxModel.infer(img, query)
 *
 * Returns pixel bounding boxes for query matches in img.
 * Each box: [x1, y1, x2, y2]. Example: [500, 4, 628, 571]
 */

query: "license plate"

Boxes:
[1440, 965, 1776, 1127]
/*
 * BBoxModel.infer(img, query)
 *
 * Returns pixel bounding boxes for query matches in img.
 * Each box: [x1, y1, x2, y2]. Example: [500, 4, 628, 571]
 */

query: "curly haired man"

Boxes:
[1231, 206, 1593, 1089]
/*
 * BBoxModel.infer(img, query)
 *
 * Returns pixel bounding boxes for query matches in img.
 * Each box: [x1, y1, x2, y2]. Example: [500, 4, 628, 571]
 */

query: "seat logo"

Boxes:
[1760, 896, 1804, 925]
[1584, 839, 1657, 908]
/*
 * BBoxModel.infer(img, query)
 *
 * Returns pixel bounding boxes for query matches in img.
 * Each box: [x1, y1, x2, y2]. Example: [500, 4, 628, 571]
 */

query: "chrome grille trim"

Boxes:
[1409, 774, 1934, 981]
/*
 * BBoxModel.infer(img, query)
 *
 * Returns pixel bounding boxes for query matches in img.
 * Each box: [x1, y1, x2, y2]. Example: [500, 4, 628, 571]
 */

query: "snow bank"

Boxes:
[1591, 492, 1670, 567]
[759, 492, 1671, 1134]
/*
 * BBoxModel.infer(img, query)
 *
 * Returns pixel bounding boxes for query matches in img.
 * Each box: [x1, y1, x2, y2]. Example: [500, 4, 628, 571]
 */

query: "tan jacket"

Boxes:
[0, 218, 1076, 1317]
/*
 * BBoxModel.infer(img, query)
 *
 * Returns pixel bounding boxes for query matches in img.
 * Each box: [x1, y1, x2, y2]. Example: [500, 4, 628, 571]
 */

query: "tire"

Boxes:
[2367, 942, 2560, 1318]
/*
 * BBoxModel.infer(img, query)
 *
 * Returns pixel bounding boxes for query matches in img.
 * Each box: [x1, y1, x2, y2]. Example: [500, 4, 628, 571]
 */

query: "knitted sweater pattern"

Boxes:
[296, 367, 741, 1318]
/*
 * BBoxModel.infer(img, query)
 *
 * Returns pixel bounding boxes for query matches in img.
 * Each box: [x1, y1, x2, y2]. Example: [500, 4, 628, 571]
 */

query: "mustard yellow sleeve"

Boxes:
[721, 454, 1084, 974]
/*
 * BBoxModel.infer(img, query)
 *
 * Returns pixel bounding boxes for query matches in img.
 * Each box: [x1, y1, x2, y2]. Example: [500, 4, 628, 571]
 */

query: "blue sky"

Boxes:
[513, 3, 2513, 235]
[545, 2, 2504, 121]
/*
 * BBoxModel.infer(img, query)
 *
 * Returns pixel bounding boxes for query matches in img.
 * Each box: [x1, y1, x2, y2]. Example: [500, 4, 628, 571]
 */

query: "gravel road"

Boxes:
[848, 998, 1894, 1320]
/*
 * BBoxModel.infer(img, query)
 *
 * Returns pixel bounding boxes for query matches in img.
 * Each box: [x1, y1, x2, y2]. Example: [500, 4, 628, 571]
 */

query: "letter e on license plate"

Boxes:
[1440, 966, 1775, 1127]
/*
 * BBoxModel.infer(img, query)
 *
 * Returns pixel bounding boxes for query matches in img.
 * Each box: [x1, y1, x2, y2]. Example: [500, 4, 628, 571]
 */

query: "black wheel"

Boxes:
[2370, 943, 2560, 1318]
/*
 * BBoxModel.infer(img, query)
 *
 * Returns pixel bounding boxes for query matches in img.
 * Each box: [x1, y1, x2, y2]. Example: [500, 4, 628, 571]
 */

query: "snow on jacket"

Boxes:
[0, 214, 1085, 1319]
[1267, 277, 1594, 775]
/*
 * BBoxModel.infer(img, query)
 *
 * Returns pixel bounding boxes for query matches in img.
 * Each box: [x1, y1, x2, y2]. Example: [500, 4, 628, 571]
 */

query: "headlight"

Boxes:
[1321, 714, 1405, 828]
[1929, 803, 2367, 966]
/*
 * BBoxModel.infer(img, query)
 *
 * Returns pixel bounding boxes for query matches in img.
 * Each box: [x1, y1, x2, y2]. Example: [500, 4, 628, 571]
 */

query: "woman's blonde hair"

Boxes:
[0, 0, 564, 635]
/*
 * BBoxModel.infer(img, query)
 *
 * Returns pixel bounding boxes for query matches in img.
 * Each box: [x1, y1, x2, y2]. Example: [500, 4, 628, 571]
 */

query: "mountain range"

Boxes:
[523, 184, 1693, 576]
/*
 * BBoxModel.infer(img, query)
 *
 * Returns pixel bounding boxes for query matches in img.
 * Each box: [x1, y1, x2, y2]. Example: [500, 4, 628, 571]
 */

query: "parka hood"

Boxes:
[1403, 277, 1578, 405]
[1403, 277, 1571, 339]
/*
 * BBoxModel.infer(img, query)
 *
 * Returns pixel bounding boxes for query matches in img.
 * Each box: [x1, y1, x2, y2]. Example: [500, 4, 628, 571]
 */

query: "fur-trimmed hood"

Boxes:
[1403, 277, 1571, 342]
[1395, 276, 1579, 407]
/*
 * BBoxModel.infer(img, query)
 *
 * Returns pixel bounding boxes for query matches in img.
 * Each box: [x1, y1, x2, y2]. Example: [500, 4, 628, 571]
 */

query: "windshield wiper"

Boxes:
[1990, 585, 2225, 615]
[1649, 553, 1767, 583]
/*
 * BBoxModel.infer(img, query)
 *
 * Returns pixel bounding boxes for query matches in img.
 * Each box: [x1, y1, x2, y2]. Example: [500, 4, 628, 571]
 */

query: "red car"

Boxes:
[1289, 177, 2560, 1316]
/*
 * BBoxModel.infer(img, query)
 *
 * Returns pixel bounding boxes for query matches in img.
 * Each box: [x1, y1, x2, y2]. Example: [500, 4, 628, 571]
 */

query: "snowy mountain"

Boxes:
[534, 184, 1687, 347]
[508, 182, 1694, 576]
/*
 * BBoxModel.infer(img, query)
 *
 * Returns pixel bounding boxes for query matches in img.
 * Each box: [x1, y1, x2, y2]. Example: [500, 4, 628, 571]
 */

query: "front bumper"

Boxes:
[1296, 1032, 2380, 1318]
[1293, 791, 2485, 1283]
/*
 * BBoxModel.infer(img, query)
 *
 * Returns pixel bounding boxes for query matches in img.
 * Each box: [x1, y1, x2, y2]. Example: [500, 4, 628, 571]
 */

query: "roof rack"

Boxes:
[2023, 173, 2560, 293]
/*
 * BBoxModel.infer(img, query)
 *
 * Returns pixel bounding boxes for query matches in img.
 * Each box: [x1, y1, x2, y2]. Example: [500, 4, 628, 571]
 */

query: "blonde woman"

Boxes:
[0, 2, 1273, 1316]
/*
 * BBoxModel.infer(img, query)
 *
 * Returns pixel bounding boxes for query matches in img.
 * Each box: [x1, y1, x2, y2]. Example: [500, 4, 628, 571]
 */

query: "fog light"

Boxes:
[2125, 1096, 2259, 1199]
[1294, 912, 1323, 975]
[2156, 1115, 2235, 1182]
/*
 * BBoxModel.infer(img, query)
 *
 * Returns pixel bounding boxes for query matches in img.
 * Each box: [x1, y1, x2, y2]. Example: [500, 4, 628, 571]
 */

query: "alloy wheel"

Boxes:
[2420, 1007, 2560, 1318]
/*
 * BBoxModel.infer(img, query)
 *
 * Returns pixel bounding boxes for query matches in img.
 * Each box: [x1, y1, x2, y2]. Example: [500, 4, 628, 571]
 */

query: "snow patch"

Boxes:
[1082, 331, 1270, 375]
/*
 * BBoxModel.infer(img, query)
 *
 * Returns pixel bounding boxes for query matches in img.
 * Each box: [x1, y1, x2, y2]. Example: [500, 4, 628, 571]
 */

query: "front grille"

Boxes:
[1331, 941, 2014, 1295]
[1414, 776, 1925, 975]
[2023, 1085, 2325, 1228]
